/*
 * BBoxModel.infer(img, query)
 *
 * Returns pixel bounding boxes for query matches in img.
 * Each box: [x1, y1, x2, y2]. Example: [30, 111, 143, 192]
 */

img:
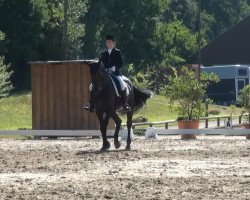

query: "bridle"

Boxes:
[91, 62, 110, 94]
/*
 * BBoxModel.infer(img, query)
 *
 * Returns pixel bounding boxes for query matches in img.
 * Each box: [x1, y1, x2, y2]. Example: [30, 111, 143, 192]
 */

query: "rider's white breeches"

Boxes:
[88, 76, 126, 91]
[89, 83, 93, 91]
[115, 76, 126, 91]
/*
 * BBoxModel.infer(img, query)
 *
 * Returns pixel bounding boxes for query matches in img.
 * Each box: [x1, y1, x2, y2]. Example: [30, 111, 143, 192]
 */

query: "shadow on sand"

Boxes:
[76, 149, 138, 155]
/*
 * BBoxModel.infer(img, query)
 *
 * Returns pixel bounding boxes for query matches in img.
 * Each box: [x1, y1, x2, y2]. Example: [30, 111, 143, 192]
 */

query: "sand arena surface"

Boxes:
[0, 136, 249, 200]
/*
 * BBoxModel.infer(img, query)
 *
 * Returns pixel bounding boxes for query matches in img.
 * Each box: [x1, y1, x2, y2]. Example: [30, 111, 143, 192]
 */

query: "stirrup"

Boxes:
[83, 103, 95, 112]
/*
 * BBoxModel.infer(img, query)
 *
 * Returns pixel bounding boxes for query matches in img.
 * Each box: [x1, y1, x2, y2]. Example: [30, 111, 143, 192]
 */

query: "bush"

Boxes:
[237, 85, 250, 113]
[132, 116, 148, 123]
[133, 129, 145, 136]
[208, 109, 221, 115]
[124, 64, 152, 89]
[162, 66, 219, 121]
[237, 85, 250, 123]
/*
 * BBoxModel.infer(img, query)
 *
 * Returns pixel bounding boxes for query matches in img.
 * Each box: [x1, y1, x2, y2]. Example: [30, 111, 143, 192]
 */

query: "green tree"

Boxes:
[237, 85, 250, 114]
[0, 31, 13, 98]
[0, 32, 3, 40]
[202, 0, 250, 41]
[0, 0, 86, 90]
[148, 20, 201, 91]
[123, 63, 152, 89]
[163, 0, 250, 42]
[34, 0, 86, 60]
[83, 0, 161, 70]
[81, 0, 105, 58]
[62, 0, 86, 59]
[0, 57, 13, 99]
[155, 20, 199, 66]
[164, 0, 199, 32]
[0, 0, 43, 89]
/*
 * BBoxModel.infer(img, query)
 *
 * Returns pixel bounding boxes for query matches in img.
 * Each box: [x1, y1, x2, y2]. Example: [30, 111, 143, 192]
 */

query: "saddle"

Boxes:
[109, 75, 130, 97]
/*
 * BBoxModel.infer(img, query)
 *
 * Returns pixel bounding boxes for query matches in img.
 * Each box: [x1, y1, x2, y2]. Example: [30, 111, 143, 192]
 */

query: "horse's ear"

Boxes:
[98, 61, 104, 67]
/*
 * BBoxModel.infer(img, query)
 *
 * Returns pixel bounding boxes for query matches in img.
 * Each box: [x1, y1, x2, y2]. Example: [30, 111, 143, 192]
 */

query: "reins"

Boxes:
[91, 63, 112, 95]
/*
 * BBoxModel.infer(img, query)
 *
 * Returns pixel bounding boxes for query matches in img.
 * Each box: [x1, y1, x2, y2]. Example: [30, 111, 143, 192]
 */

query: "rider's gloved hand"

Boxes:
[111, 66, 116, 72]
[107, 66, 116, 74]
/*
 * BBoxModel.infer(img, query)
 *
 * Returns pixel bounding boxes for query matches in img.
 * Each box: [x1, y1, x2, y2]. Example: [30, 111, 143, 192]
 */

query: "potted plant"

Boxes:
[162, 66, 219, 139]
[237, 85, 250, 139]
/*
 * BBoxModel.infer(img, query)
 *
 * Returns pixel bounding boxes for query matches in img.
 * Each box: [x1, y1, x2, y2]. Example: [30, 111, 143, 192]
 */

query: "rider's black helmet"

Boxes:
[105, 34, 115, 41]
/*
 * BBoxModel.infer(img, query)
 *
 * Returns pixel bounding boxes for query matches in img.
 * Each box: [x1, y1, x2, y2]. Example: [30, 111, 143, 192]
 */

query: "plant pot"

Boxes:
[178, 120, 199, 140]
[244, 124, 250, 139]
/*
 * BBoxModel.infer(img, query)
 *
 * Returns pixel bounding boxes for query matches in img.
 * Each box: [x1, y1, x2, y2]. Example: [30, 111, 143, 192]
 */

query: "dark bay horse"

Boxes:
[84, 61, 152, 151]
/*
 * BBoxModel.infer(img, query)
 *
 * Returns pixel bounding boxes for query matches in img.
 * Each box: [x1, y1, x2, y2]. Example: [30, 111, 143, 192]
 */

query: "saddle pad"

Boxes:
[109, 75, 130, 97]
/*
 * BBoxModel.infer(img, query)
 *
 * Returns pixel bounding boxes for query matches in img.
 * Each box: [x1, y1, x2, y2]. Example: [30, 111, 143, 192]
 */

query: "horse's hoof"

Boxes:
[125, 145, 131, 151]
[105, 141, 111, 149]
[114, 141, 121, 149]
[100, 147, 107, 152]
[100, 141, 110, 151]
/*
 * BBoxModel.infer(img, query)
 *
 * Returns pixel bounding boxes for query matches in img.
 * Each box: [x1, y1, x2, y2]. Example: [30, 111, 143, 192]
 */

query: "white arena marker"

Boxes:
[120, 129, 134, 141]
[145, 127, 158, 139]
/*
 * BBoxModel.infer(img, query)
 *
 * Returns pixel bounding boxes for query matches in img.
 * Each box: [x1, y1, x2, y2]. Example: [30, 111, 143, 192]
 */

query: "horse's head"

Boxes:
[89, 61, 101, 76]
[87, 61, 108, 83]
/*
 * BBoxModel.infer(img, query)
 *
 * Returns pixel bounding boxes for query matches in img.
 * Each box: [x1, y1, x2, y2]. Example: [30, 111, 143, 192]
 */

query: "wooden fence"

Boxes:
[122, 113, 250, 129]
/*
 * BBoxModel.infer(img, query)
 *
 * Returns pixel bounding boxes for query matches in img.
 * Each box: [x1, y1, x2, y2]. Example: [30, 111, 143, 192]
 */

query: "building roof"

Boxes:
[193, 14, 250, 66]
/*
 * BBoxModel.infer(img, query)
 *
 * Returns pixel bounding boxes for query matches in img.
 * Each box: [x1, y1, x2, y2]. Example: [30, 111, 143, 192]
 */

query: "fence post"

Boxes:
[239, 115, 242, 124]
[165, 123, 168, 129]
[217, 118, 220, 127]
[205, 118, 208, 128]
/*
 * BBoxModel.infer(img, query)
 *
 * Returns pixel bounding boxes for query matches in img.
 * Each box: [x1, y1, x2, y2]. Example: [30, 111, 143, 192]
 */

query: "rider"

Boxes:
[83, 34, 131, 112]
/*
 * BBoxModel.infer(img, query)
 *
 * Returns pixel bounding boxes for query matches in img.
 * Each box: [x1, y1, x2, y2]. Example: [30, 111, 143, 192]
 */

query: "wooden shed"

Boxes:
[30, 60, 113, 130]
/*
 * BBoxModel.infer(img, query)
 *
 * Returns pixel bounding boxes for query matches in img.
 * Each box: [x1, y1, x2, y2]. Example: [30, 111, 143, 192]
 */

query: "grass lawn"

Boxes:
[0, 92, 32, 130]
[122, 94, 243, 122]
[0, 135, 32, 140]
[0, 92, 243, 130]
[130, 95, 178, 121]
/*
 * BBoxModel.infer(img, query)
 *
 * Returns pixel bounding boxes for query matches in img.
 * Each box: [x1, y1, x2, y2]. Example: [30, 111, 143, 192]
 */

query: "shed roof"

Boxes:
[193, 15, 250, 66]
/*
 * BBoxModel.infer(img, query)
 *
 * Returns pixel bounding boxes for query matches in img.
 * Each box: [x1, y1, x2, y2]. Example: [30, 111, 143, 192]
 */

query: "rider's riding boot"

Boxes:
[120, 90, 131, 112]
[83, 91, 95, 112]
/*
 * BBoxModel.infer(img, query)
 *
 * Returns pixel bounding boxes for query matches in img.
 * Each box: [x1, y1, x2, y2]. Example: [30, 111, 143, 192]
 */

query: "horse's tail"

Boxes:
[133, 86, 153, 113]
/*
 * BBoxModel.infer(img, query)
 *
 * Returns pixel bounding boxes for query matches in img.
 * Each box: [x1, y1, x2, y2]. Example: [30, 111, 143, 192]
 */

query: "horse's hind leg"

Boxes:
[112, 113, 122, 149]
[126, 112, 133, 150]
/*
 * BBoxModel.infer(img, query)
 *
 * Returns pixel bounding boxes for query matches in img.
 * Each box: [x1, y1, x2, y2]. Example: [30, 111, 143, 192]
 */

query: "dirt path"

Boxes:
[0, 136, 249, 200]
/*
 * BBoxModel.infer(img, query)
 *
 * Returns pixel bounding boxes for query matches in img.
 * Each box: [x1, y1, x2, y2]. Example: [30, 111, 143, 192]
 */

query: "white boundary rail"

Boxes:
[0, 129, 249, 137]
[0, 130, 112, 137]
[148, 128, 250, 136]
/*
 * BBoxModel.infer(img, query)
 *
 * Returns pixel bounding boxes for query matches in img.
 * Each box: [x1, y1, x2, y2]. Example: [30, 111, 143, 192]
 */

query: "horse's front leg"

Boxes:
[112, 113, 122, 149]
[126, 112, 133, 150]
[98, 113, 110, 151]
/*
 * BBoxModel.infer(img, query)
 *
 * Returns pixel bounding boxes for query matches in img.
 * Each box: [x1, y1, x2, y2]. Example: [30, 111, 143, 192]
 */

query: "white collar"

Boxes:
[108, 48, 113, 54]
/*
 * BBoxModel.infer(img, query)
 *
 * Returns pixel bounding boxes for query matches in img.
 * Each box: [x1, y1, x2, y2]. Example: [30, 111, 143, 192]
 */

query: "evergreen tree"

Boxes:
[0, 57, 13, 98]
[0, 31, 13, 98]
